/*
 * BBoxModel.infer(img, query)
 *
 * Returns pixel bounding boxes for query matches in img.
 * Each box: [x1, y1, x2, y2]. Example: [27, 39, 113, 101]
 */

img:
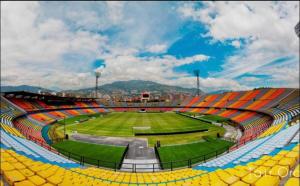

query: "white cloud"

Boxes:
[186, 54, 210, 62]
[106, 1, 125, 24]
[254, 58, 300, 88]
[159, 76, 249, 92]
[92, 53, 245, 92]
[240, 77, 260, 83]
[146, 44, 168, 53]
[231, 40, 241, 48]
[200, 77, 248, 91]
[92, 54, 249, 91]
[1, 2, 258, 92]
[99, 54, 210, 82]
[179, 1, 299, 88]
[1, 1, 217, 91]
[1, 1, 107, 89]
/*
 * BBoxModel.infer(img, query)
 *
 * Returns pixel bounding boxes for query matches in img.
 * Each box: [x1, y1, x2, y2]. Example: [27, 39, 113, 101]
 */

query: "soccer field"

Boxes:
[157, 137, 234, 168]
[55, 112, 225, 146]
[52, 140, 126, 168]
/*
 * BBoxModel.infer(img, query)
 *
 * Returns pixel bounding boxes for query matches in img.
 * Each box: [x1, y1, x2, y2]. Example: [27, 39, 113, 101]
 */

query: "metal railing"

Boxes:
[49, 139, 232, 172]
[17, 132, 234, 172]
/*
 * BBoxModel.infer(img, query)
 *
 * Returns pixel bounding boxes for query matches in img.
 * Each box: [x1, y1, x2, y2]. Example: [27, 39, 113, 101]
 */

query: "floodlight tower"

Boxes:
[95, 71, 101, 98]
[295, 22, 300, 38]
[194, 70, 200, 96]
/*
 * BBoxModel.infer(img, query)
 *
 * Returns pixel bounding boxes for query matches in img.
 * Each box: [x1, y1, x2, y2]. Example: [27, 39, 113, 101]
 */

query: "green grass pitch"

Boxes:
[158, 137, 234, 168]
[52, 140, 126, 168]
[55, 112, 225, 146]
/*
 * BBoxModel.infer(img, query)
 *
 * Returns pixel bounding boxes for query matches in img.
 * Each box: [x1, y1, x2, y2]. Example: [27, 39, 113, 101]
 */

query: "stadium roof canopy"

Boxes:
[3, 91, 96, 102]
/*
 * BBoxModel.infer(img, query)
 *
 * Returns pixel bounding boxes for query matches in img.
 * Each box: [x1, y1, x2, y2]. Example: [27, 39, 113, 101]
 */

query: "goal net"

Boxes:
[132, 126, 151, 134]
[132, 126, 151, 130]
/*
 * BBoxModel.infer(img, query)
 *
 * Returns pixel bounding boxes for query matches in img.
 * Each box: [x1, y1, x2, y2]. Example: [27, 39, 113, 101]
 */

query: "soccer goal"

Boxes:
[132, 126, 151, 134]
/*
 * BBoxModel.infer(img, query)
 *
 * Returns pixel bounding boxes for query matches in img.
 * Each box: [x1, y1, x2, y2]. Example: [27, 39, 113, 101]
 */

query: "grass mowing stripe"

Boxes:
[150, 113, 164, 132]
[158, 138, 234, 168]
[52, 140, 126, 168]
[113, 113, 133, 135]
[56, 112, 225, 146]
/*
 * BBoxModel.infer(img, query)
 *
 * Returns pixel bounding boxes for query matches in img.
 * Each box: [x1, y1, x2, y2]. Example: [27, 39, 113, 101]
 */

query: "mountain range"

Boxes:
[1, 85, 52, 93]
[1, 80, 203, 96]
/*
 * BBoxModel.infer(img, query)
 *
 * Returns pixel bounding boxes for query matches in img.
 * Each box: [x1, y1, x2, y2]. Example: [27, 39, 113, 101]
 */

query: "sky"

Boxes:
[1, 1, 299, 92]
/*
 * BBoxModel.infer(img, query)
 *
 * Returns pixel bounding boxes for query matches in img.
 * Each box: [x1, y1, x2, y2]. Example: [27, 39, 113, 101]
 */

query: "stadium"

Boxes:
[1, 1, 300, 186]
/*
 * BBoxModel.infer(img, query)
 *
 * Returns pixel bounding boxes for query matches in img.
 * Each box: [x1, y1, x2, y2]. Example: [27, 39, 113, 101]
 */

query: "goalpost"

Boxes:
[132, 126, 151, 134]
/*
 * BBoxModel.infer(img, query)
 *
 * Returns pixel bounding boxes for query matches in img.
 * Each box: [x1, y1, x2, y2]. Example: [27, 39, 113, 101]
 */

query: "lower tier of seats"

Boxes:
[1, 143, 299, 186]
[1, 129, 78, 167]
[0, 123, 299, 185]
[196, 123, 299, 169]
[0, 123, 24, 138]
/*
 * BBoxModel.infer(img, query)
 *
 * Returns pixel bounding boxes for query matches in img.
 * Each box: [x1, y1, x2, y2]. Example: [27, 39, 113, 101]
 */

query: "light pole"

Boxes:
[95, 72, 101, 98]
[194, 70, 200, 96]
[295, 22, 299, 38]
[64, 116, 66, 139]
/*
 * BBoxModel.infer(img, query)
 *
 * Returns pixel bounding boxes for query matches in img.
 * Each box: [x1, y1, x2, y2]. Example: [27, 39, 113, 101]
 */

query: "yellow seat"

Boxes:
[293, 164, 299, 177]
[263, 160, 277, 167]
[279, 157, 296, 168]
[14, 180, 35, 186]
[271, 155, 283, 161]
[47, 175, 63, 185]
[234, 169, 249, 178]
[5, 157, 18, 163]
[3, 170, 26, 185]
[278, 151, 289, 156]
[292, 145, 299, 152]
[285, 151, 299, 159]
[28, 175, 46, 185]
[253, 160, 264, 166]
[58, 180, 74, 186]
[268, 165, 289, 178]
[260, 155, 271, 161]
[210, 179, 228, 186]
[231, 180, 250, 186]
[242, 173, 261, 184]
[285, 177, 300, 186]
[235, 165, 246, 170]
[254, 175, 279, 186]
[245, 164, 257, 172]
[22, 160, 35, 167]
[12, 162, 26, 170]
[0, 162, 15, 173]
[42, 183, 55, 186]
[220, 175, 239, 185]
[37, 169, 55, 178]
[253, 166, 270, 175]
[19, 168, 35, 177]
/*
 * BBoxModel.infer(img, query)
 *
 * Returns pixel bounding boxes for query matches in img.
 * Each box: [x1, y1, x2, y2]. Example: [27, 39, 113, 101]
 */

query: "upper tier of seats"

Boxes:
[1, 97, 24, 117]
[180, 88, 296, 111]
[1, 88, 298, 149]
[265, 89, 300, 124]
[4, 88, 298, 114]
[6, 97, 104, 112]
[178, 88, 299, 145]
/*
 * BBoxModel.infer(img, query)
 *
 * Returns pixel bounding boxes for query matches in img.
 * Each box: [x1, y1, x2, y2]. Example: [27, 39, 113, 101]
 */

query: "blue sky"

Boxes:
[1, 1, 299, 92]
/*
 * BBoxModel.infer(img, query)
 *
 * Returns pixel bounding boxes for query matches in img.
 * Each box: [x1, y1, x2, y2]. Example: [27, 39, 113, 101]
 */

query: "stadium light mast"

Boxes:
[63, 116, 66, 139]
[295, 22, 300, 38]
[95, 71, 101, 98]
[194, 70, 200, 96]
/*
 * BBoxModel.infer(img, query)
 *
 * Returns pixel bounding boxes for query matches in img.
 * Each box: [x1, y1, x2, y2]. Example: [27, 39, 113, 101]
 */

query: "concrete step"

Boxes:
[121, 159, 161, 172]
